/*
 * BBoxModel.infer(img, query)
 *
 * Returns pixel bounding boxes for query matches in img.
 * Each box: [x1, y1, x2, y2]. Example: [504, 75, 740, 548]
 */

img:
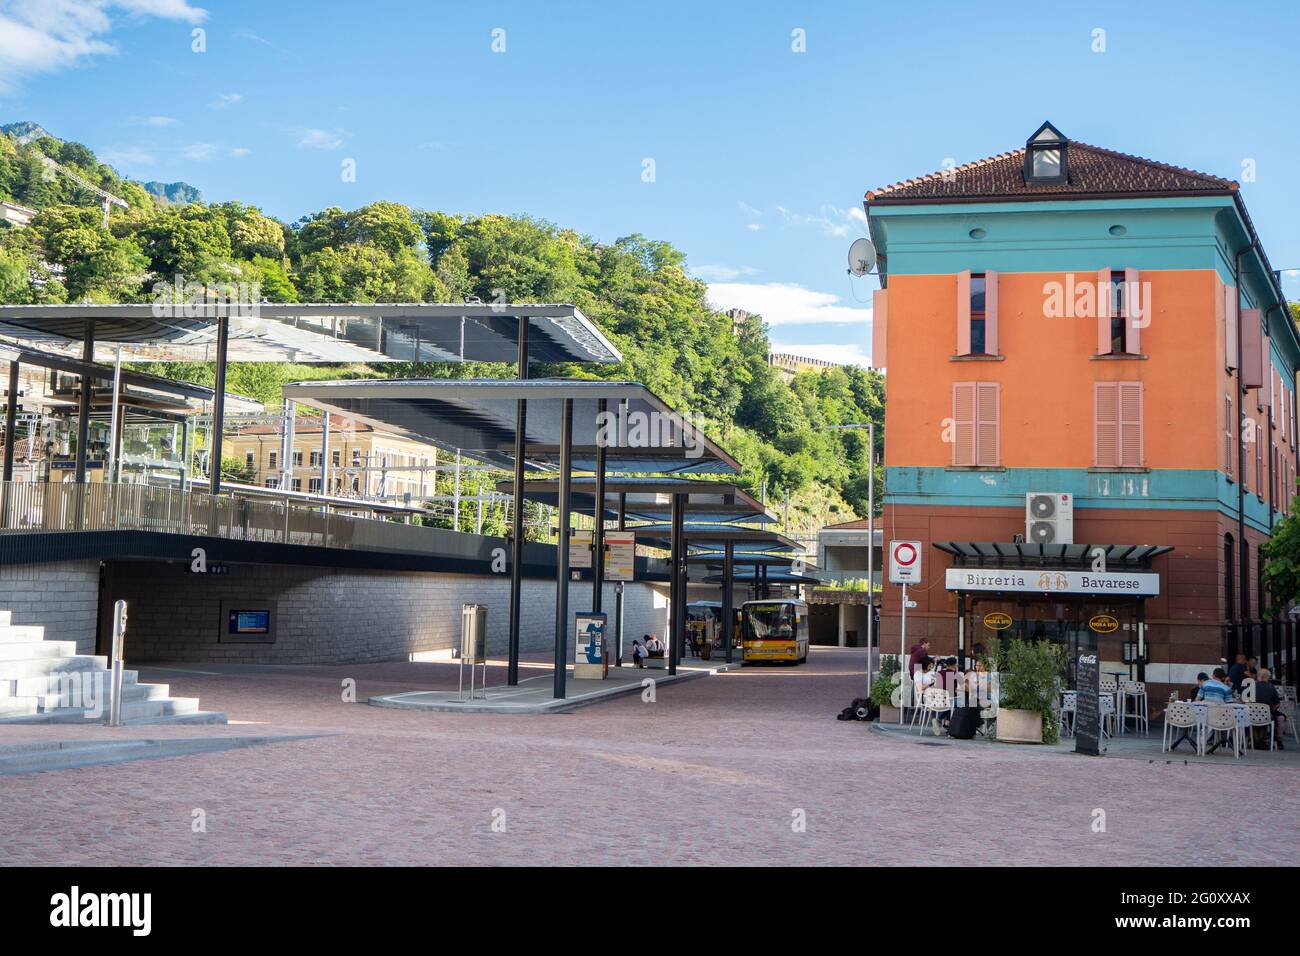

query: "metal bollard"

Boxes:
[107, 599, 127, 726]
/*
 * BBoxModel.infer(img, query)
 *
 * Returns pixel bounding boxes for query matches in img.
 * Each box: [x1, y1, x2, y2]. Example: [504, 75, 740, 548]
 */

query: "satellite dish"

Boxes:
[847, 237, 876, 277]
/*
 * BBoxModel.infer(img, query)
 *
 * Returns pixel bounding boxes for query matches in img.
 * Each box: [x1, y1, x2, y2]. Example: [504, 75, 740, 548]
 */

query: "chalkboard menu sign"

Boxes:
[1074, 652, 1101, 755]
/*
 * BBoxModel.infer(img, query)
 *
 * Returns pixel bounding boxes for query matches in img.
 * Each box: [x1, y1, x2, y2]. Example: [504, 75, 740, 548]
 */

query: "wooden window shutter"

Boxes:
[1124, 267, 1142, 354]
[871, 289, 888, 370]
[956, 271, 971, 356]
[984, 270, 999, 356]
[1259, 334, 1271, 412]
[1241, 309, 1263, 389]
[1224, 395, 1234, 478]
[976, 382, 1000, 466]
[1257, 418, 1264, 492]
[1096, 268, 1112, 355]
[952, 382, 976, 466]
[1118, 382, 1143, 467]
[1225, 285, 1239, 371]
[1095, 382, 1119, 468]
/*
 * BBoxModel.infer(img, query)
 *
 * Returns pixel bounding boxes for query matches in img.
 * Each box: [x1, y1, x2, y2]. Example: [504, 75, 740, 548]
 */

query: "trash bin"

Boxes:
[461, 604, 487, 663]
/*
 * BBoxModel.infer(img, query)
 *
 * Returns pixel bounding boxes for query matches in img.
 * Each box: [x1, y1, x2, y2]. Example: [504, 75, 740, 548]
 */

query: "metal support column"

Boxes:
[669, 492, 683, 676]
[723, 539, 734, 663]
[614, 491, 626, 666]
[592, 399, 607, 619]
[319, 411, 330, 500]
[2, 360, 17, 525]
[208, 314, 230, 495]
[74, 324, 94, 483]
[106, 348, 123, 484]
[553, 397, 573, 699]
[1136, 599, 1147, 683]
[508, 317, 529, 686]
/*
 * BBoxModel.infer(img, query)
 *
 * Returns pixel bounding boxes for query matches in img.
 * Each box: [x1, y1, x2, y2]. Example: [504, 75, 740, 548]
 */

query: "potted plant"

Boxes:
[871, 654, 902, 723]
[991, 638, 1067, 744]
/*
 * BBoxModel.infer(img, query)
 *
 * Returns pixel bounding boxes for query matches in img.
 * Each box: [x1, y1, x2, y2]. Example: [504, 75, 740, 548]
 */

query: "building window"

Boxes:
[1024, 122, 1068, 184]
[268, 451, 278, 470]
[352, 450, 361, 467]
[309, 478, 321, 493]
[264, 478, 277, 489]
[310, 451, 321, 468]
[332, 450, 341, 467]
[292, 451, 303, 467]
[1224, 395, 1234, 479]
[1094, 381, 1143, 468]
[244, 451, 254, 470]
[1109, 271, 1128, 354]
[970, 274, 987, 355]
[291, 478, 302, 492]
[1224, 534, 1235, 621]
[951, 381, 999, 466]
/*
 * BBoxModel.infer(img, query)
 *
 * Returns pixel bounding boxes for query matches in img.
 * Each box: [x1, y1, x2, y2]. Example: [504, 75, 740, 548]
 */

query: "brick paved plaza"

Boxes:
[3, 648, 1298, 866]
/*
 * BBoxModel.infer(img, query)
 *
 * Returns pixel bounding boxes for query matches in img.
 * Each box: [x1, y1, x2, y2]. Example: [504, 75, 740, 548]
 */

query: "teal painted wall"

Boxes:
[884, 466, 1279, 535]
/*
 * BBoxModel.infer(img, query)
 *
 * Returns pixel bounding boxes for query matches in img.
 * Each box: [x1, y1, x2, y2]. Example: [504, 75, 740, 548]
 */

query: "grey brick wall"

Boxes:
[107, 561, 671, 665]
[0, 560, 100, 654]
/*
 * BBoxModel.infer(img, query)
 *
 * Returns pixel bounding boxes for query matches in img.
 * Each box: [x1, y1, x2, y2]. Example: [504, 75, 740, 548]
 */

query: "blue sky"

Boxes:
[2, 0, 1298, 365]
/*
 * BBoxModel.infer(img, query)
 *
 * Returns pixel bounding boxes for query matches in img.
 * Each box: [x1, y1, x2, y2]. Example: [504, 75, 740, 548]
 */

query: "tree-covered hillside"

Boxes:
[0, 125, 882, 525]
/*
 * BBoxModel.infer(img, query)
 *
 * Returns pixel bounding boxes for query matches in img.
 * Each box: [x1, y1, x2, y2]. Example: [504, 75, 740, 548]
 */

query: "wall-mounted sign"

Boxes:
[1089, 614, 1120, 634]
[889, 540, 922, 584]
[569, 530, 592, 568]
[219, 600, 276, 644]
[604, 533, 636, 581]
[945, 568, 1159, 597]
[983, 611, 1013, 630]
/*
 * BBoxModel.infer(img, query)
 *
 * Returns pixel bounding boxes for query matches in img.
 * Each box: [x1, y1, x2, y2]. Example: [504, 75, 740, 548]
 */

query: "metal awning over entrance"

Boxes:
[0, 303, 622, 365]
[933, 541, 1174, 567]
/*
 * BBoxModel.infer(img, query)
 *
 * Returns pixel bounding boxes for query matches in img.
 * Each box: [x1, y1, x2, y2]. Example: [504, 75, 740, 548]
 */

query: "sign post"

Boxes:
[889, 541, 922, 724]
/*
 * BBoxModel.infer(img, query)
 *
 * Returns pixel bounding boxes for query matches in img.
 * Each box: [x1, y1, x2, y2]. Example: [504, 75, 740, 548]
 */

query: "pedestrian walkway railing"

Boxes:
[0, 480, 455, 556]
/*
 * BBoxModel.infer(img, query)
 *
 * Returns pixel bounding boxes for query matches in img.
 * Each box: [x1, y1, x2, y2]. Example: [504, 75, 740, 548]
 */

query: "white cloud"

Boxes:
[295, 127, 349, 150]
[768, 341, 873, 368]
[209, 92, 242, 109]
[691, 263, 758, 282]
[707, 281, 872, 326]
[182, 141, 216, 160]
[745, 223, 762, 232]
[775, 203, 867, 238]
[100, 146, 155, 167]
[131, 114, 177, 126]
[0, 1, 205, 92]
[229, 146, 251, 158]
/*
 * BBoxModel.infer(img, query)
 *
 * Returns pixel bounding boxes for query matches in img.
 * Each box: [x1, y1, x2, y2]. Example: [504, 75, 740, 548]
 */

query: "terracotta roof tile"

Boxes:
[866, 141, 1237, 203]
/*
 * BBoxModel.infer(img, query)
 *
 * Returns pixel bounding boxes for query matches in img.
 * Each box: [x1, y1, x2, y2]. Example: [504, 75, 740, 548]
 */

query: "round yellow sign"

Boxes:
[983, 611, 1012, 631]
[1089, 614, 1119, 634]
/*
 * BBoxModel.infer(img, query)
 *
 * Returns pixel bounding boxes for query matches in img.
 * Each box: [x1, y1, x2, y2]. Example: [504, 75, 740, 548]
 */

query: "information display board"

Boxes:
[604, 533, 636, 581]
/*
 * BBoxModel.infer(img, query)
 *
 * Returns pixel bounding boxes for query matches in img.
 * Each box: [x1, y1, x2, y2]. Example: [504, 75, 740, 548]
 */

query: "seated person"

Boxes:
[1254, 667, 1286, 750]
[912, 656, 936, 704]
[644, 633, 665, 658]
[937, 657, 960, 694]
[631, 638, 648, 668]
[1195, 668, 1235, 704]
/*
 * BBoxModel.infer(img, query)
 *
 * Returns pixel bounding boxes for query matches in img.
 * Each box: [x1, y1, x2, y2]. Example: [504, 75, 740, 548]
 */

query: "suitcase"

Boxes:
[948, 706, 981, 739]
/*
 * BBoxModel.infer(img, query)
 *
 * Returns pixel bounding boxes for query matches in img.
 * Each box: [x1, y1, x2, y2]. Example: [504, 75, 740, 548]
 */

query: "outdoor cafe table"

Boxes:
[1167, 701, 1251, 754]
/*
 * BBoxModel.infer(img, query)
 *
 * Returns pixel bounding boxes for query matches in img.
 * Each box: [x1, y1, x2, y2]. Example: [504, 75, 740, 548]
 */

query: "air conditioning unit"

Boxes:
[1025, 492, 1074, 545]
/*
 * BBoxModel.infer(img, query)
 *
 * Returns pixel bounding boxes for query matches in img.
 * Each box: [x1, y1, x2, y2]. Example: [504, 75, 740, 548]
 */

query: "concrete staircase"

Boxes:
[0, 611, 225, 725]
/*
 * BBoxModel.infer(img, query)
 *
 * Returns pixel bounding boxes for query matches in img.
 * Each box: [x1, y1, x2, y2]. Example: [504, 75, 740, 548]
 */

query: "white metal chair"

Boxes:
[1162, 701, 1202, 755]
[918, 687, 953, 735]
[1278, 687, 1300, 744]
[1059, 691, 1077, 737]
[907, 677, 930, 730]
[1205, 705, 1243, 758]
[1118, 680, 1149, 736]
[1099, 693, 1117, 738]
[1246, 702, 1276, 752]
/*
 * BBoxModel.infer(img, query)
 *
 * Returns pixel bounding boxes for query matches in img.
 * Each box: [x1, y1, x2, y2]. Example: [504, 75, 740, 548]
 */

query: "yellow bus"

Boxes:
[741, 598, 810, 665]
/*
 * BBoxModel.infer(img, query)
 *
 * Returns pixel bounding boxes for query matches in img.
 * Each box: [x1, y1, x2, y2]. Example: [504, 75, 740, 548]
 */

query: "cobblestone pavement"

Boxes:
[3, 648, 1297, 866]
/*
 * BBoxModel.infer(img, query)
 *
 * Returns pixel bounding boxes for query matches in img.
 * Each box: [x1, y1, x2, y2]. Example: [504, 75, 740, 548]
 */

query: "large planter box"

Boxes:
[996, 707, 1043, 744]
[878, 704, 901, 724]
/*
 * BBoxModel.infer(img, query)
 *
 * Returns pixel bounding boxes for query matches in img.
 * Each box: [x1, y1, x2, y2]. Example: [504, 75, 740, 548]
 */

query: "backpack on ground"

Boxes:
[837, 697, 878, 721]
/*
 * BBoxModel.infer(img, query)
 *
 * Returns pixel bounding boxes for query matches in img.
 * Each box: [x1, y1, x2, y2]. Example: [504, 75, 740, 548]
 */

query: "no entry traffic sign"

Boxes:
[889, 540, 922, 584]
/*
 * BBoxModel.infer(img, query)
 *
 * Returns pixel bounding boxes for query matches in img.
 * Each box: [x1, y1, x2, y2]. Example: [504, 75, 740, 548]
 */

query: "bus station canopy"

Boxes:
[933, 541, 1173, 567]
[703, 567, 825, 585]
[687, 548, 807, 563]
[495, 476, 771, 523]
[282, 379, 741, 475]
[0, 303, 621, 365]
[629, 523, 800, 552]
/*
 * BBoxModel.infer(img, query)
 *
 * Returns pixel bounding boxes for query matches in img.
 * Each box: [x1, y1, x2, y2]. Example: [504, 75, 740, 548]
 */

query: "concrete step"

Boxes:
[0, 641, 75, 662]
[0, 656, 108, 679]
[0, 610, 11, 626]
[32, 681, 170, 711]
[0, 624, 46, 643]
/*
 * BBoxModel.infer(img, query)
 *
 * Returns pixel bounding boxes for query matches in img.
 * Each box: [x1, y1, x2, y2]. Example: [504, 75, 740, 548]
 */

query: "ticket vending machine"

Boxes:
[573, 612, 608, 680]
